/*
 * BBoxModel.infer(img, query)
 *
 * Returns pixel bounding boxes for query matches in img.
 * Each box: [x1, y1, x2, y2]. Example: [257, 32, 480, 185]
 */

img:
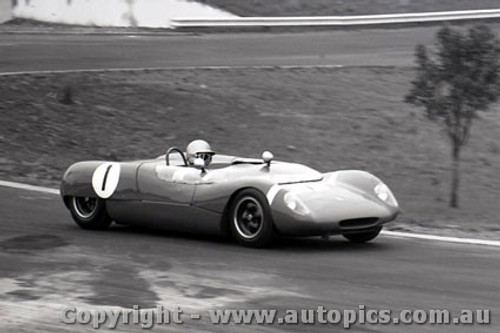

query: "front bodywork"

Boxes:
[267, 171, 399, 236]
[61, 154, 399, 236]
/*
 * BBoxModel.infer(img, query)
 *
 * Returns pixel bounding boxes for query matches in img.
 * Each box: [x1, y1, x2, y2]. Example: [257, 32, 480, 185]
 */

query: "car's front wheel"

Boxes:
[230, 189, 274, 248]
[343, 226, 382, 243]
[68, 196, 112, 230]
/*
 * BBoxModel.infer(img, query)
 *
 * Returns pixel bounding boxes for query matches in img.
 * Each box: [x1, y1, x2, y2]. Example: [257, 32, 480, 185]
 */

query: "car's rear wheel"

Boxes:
[230, 189, 274, 248]
[343, 226, 382, 243]
[68, 196, 112, 230]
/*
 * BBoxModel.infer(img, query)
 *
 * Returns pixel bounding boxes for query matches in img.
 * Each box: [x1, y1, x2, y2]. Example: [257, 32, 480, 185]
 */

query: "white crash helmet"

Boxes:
[186, 139, 215, 165]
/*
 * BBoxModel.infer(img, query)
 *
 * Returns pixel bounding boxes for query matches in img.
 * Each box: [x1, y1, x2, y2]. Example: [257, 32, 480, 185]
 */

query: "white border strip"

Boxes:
[0, 180, 59, 195]
[0, 179, 499, 247]
[0, 64, 344, 77]
[381, 230, 500, 247]
[172, 9, 500, 28]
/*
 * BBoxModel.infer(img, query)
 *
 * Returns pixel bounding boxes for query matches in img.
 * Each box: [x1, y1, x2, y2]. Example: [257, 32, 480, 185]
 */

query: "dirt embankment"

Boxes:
[1, 67, 499, 236]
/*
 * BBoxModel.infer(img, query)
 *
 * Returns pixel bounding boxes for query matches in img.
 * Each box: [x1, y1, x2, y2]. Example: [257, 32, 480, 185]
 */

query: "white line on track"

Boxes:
[381, 231, 500, 247]
[0, 64, 345, 77]
[1, 179, 499, 248]
[0, 180, 59, 195]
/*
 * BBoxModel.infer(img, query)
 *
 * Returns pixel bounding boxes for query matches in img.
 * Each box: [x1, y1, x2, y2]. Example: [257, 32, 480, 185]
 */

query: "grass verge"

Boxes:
[1, 67, 499, 236]
[197, 0, 500, 17]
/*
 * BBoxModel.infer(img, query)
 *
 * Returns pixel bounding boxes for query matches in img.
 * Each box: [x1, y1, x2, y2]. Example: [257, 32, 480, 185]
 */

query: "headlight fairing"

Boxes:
[284, 192, 311, 216]
[374, 183, 398, 207]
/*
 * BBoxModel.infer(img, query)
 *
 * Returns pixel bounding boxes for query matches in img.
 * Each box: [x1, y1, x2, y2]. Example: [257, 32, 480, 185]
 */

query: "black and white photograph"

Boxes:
[0, 0, 499, 332]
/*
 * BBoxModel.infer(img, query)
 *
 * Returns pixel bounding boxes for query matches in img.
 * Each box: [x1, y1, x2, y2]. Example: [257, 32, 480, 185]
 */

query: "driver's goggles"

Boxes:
[197, 153, 213, 162]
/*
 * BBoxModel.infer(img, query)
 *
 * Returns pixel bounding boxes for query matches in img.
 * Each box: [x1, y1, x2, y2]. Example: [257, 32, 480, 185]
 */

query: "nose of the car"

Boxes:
[289, 182, 396, 223]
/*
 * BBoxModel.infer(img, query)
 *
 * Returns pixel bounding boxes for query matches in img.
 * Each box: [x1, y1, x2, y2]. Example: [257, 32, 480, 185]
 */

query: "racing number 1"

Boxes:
[101, 164, 113, 191]
[92, 162, 121, 199]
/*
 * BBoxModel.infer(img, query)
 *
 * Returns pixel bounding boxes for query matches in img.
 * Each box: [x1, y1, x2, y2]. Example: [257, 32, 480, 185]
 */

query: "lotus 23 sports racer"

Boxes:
[61, 140, 399, 247]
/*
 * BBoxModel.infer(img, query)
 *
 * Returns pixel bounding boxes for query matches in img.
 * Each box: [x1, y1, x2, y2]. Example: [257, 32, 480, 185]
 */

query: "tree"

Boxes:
[405, 25, 500, 208]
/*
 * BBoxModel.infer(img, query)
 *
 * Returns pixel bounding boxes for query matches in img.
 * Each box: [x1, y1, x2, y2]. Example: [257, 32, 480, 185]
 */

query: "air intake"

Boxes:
[339, 218, 379, 230]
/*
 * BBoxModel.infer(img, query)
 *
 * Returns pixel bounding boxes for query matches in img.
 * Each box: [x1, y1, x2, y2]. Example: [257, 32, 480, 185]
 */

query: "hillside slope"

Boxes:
[1, 67, 499, 234]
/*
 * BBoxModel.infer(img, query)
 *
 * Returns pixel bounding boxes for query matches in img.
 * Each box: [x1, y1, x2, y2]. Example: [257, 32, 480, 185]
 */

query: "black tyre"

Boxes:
[343, 226, 382, 243]
[68, 196, 112, 230]
[230, 189, 274, 248]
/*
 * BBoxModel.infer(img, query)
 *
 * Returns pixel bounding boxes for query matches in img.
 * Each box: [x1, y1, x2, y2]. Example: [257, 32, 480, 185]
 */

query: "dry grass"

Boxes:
[1, 67, 499, 234]
[197, 0, 500, 17]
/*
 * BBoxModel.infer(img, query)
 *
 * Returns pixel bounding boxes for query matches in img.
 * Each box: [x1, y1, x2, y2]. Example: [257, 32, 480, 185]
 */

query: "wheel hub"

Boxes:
[234, 196, 264, 239]
[72, 197, 98, 219]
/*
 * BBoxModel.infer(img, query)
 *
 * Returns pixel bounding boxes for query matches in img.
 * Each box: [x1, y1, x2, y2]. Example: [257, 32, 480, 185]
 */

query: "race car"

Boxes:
[60, 140, 399, 247]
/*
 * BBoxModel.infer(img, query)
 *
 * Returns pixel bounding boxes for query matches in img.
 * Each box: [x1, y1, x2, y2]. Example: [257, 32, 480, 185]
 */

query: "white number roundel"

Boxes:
[92, 162, 121, 199]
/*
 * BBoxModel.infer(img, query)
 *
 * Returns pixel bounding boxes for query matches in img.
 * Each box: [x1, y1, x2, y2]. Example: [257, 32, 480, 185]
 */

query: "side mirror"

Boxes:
[193, 157, 205, 171]
[262, 151, 274, 166]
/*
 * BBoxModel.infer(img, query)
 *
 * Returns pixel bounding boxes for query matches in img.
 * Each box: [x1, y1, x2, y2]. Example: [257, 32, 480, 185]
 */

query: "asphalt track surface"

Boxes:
[0, 27, 445, 72]
[1, 25, 500, 73]
[1, 185, 499, 332]
[1, 27, 499, 332]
